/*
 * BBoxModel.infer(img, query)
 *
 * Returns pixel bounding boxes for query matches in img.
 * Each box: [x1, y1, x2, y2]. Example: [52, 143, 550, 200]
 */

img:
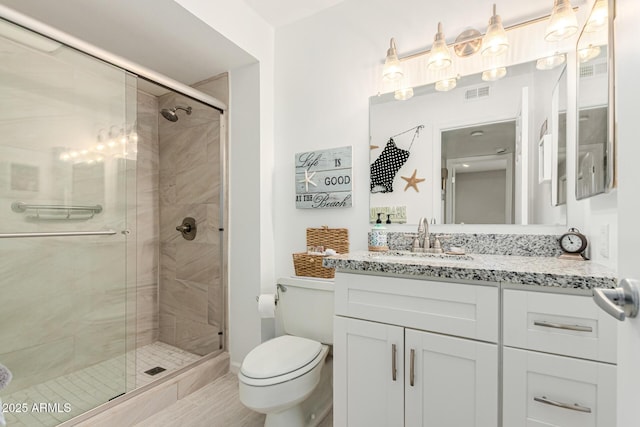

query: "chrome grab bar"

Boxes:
[533, 320, 593, 333]
[534, 396, 592, 413]
[12, 201, 103, 214]
[0, 230, 117, 239]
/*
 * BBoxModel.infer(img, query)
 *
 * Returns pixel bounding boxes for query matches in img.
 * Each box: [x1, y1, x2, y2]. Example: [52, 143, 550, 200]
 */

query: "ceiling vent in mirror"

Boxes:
[579, 61, 607, 79]
[464, 86, 490, 102]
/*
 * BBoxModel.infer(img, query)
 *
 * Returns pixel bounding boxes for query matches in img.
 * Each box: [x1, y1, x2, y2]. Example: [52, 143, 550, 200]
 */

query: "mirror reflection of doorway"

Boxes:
[442, 121, 516, 224]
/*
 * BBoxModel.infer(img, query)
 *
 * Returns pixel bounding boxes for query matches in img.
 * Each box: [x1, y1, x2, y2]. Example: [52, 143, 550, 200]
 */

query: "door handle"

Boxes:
[391, 344, 397, 381]
[409, 349, 415, 387]
[593, 278, 639, 321]
[534, 396, 592, 413]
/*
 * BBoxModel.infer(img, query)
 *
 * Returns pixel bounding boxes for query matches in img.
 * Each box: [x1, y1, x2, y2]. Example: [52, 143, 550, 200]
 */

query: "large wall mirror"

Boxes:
[576, 0, 615, 199]
[370, 60, 568, 226]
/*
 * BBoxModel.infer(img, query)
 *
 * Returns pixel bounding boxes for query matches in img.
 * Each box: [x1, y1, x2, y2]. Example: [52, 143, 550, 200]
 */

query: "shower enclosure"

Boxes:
[0, 17, 226, 426]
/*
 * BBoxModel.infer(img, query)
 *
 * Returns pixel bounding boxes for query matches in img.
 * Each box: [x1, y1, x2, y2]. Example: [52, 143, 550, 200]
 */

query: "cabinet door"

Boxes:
[334, 316, 404, 427]
[405, 329, 498, 427]
[503, 347, 616, 427]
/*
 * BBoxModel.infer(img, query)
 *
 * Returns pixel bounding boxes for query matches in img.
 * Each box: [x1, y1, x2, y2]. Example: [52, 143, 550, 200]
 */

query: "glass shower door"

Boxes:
[0, 18, 136, 425]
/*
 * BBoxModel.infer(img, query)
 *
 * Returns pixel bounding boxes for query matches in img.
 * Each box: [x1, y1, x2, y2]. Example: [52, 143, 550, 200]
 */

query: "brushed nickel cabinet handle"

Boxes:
[533, 320, 593, 332]
[391, 344, 397, 381]
[409, 349, 415, 387]
[534, 396, 592, 413]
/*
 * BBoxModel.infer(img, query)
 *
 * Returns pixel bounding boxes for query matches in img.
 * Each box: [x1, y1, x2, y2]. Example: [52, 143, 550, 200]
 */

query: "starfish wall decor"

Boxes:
[401, 169, 425, 192]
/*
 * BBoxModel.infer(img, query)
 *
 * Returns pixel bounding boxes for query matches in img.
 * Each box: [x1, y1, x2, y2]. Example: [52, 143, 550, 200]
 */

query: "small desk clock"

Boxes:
[558, 228, 589, 260]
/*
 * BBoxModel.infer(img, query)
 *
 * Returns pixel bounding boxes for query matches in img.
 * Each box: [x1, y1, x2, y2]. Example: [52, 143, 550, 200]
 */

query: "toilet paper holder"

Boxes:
[255, 284, 286, 303]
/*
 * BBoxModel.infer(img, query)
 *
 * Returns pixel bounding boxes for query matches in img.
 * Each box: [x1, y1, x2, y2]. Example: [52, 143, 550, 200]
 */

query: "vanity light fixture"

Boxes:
[584, 0, 608, 33]
[427, 23, 452, 71]
[481, 4, 509, 56]
[394, 87, 414, 101]
[536, 52, 566, 70]
[578, 44, 601, 63]
[545, 0, 578, 41]
[482, 66, 507, 81]
[435, 77, 457, 92]
[383, 38, 403, 81]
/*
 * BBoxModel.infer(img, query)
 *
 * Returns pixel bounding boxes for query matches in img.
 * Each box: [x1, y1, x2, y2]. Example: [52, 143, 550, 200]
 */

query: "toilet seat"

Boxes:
[239, 335, 326, 387]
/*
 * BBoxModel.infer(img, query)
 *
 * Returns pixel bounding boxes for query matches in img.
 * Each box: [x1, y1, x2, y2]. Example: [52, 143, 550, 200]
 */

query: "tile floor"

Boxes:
[2, 342, 201, 426]
[134, 372, 333, 427]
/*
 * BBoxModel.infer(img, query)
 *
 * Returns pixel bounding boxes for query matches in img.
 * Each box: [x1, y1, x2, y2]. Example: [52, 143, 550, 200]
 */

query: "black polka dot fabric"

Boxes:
[370, 138, 410, 193]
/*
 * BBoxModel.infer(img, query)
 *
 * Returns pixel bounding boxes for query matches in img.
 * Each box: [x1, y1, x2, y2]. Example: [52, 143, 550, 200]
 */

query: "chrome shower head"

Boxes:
[160, 105, 192, 122]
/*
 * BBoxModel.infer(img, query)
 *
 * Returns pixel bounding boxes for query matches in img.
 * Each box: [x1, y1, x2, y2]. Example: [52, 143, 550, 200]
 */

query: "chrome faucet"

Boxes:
[416, 217, 430, 251]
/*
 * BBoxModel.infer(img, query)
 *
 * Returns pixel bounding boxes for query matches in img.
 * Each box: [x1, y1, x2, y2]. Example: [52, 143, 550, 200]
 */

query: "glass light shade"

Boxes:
[545, 0, 578, 41]
[394, 87, 414, 101]
[584, 0, 608, 33]
[536, 53, 566, 70]
[482, 67, 507, 81]
[482, 6, 509, 56]
[435, 78, 457, 92]
[428, 23, 452, 71]
[578, 44, 601, 63]
[383, 55, 403, 81]
[383, 38, 403, 81]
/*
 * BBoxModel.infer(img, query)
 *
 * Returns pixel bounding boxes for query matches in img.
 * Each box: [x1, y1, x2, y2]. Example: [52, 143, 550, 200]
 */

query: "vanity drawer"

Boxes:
[334, 272, 498, 342]
[503, 289, 617, 363]
[503, 347, 616, 427]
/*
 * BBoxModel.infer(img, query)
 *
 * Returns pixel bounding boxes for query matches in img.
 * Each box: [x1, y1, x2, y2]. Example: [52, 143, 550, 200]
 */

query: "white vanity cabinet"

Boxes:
[333, 272, 499, 427]
[502, 289, 618, 426]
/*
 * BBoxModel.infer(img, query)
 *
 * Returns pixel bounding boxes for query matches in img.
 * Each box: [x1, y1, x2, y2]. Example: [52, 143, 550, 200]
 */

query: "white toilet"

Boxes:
[238, 277, 334, 427]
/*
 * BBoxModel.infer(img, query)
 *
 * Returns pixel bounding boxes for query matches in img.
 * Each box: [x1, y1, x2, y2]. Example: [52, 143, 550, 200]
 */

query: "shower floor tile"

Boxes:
[1, 342, 201, 427]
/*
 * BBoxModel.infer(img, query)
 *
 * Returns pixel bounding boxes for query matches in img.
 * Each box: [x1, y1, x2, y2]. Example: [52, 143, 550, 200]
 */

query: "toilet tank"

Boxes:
[277, 277, 334, 344]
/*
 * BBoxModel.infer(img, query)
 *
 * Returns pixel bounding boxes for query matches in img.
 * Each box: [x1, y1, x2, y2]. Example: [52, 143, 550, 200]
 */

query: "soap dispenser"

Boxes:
[368, 223, 389, 252]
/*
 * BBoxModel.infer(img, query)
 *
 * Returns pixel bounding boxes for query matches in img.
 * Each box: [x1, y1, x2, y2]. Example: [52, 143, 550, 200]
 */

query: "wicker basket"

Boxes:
[293, 226, 349, 278]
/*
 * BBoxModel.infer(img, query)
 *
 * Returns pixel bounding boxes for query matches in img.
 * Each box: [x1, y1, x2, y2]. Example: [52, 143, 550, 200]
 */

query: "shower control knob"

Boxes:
[176, 217, 197, 240]
[176, 224, 191, 233]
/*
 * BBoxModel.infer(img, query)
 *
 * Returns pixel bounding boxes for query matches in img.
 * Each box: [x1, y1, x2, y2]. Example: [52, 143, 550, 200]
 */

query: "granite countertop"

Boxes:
[323, 251, 617, 290]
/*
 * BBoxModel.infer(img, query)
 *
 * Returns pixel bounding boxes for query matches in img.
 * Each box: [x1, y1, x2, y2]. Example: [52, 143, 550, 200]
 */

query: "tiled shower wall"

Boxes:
[157, 75, 226, 356]
[134, 74, 228, 356]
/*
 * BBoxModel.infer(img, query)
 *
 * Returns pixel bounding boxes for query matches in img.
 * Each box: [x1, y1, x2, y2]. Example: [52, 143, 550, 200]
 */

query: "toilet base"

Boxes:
[264, 405, 305, 427]
[264, 357, 333, 427]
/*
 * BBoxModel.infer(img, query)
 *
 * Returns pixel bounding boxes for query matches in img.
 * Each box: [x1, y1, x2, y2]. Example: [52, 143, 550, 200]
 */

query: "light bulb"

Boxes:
[383, 38, 403, 81]
[482, 4, 509, 56]
[96, 144, 105, 151]
[578, 45, 601, 63]
[585, 0, 608, 33]
[428, 23, 452, 71]
[482, 67, 507, 81]
[536, 53, 566, 70]
[545, 0, 578, 42]
[394, 87, 414, 101]
[435, 77, 457, 92]
[70, 151, 78, 158]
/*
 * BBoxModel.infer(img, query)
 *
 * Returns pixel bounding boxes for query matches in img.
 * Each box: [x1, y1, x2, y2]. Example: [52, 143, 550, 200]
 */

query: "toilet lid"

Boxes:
[241, 335, 322, 379]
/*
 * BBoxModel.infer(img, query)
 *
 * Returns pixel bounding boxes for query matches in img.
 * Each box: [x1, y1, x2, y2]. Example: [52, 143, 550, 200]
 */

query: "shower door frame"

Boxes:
[0, 4, 230, 424]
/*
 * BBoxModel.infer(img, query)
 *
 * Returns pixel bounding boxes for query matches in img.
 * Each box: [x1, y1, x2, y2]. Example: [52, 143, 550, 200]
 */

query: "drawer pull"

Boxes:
[534, 396, 592, 413]
[533, 320, 592, 333]
[409, 349, 415, 387]
[391, 344, 397, 381]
